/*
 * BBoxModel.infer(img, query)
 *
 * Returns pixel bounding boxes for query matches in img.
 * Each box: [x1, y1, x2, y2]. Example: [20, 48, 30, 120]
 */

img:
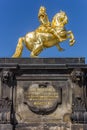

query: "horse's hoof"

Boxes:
[30, 55, 38, 58]
[70, 39, 75, 46]
[30, 53, 38, 58]
[59, 48, 65, 51]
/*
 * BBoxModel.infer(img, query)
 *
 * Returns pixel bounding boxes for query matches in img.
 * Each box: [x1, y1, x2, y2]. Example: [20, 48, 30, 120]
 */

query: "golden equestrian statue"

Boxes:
[12, 6, 75, 58]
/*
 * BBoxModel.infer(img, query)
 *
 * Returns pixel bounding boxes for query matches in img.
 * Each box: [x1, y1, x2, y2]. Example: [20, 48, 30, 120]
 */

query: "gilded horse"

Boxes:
[12, 11, 75, 58]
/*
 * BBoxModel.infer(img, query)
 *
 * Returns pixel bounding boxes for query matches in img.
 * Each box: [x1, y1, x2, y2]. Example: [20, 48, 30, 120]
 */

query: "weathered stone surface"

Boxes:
[0, 124, 12, 130]
[0, 57, 85, 64]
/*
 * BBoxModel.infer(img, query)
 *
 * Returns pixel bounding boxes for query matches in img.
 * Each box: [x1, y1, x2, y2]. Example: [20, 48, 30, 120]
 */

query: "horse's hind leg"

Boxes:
[56, 44, 65, 51]
[12, 37, 24, 58]
[30, 44, 43, 58]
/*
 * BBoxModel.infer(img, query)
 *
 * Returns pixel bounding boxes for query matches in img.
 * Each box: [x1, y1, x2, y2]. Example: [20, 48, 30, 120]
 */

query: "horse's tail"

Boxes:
[12, 37, 25, 58]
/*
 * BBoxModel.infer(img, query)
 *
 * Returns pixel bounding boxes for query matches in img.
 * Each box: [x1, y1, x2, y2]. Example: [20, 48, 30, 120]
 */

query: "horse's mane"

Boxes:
[51, 11, 67, 27]
[51, 13, 59, 27]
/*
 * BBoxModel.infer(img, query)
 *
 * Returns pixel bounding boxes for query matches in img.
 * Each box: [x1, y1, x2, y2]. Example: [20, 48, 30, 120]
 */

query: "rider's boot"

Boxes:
[50, 28, 63, 42]
[12, 38, 24, 58]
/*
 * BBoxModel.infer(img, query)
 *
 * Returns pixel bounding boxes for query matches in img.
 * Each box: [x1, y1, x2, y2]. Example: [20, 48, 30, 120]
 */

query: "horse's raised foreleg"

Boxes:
[30, 35, 44, 57]
[67, 31, 75, 46]
[12, 37, 24, 58]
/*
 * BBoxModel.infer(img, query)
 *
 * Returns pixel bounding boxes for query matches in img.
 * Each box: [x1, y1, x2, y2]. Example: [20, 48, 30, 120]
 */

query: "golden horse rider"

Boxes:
[12, 6, 75, 57]
[36, 6, 67, 44]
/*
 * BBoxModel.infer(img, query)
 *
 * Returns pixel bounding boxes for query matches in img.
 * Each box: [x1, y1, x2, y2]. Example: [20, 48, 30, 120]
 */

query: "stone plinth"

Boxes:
[0, 58, 87, 130]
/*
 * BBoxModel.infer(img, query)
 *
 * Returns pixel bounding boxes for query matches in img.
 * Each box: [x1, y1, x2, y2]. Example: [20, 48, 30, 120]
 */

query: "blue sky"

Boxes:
[0, 0, 87, 62]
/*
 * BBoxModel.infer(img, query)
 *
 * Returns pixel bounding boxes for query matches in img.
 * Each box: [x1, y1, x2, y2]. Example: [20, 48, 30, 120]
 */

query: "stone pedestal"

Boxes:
[0, 58, 87, 130]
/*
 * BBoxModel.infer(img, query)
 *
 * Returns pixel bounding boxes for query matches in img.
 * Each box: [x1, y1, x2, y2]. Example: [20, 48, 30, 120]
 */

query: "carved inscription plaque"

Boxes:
[24, 83, 62, 114]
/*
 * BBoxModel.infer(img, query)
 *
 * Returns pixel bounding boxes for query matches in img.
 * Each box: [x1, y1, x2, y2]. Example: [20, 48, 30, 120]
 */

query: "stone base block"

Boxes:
[0, 124, 12, 130]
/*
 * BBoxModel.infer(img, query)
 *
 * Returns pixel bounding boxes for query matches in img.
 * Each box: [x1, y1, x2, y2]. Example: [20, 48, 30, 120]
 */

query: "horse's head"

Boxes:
[51, 10, 68, 27]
